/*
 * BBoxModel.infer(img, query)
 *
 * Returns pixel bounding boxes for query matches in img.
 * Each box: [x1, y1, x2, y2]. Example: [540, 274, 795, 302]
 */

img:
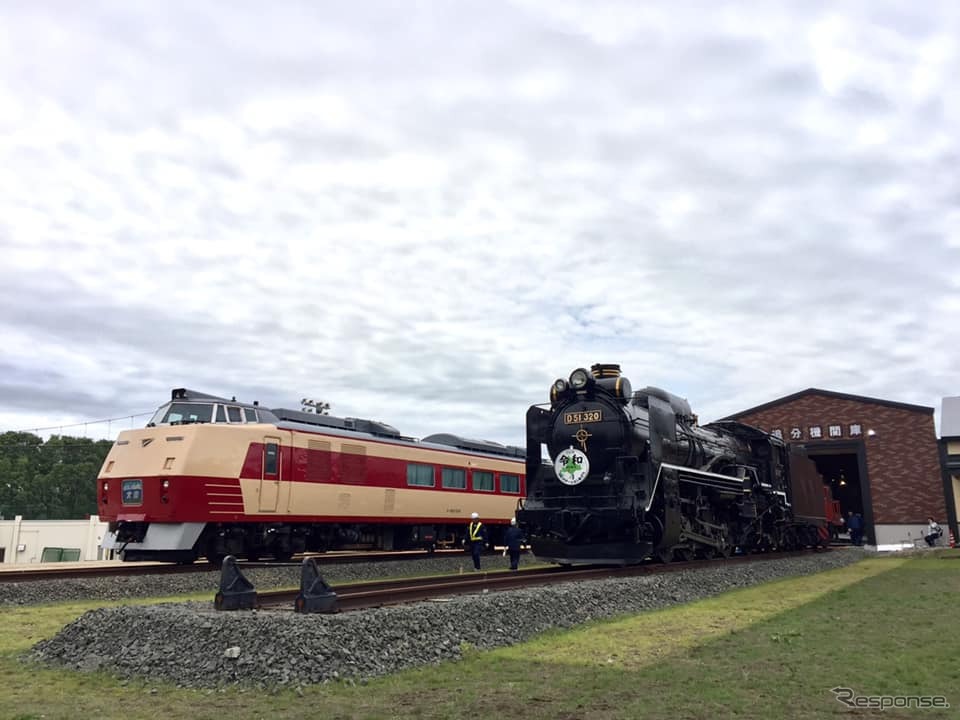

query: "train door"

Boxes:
[259, 436, 282, 512]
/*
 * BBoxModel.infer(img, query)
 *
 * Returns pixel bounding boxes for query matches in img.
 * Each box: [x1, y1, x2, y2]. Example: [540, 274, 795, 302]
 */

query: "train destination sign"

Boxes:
[564, 410, 602, 424]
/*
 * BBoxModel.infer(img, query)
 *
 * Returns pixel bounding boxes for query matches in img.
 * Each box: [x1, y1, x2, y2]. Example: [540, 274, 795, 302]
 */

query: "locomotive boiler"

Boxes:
[515, 364, 827, 565]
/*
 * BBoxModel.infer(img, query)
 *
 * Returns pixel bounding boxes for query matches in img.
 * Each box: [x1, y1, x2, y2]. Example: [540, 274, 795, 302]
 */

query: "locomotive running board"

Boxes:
[659, 463, 750, 495]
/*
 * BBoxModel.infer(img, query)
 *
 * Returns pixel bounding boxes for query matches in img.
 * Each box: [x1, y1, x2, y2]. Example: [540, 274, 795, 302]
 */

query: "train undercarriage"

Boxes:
[109, 520, 480, 564]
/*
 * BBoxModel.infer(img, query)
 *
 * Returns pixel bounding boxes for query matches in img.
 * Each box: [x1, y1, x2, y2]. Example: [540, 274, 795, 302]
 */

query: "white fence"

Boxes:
[0, 515, 112, 564]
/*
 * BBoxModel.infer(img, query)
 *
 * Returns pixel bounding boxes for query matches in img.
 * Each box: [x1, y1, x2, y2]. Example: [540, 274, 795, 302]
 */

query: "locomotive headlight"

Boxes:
[162, 480, 170, 489]
[550, 378, 569, 403]
[102, 482, 108, 491]
[569, 368, 591, 390]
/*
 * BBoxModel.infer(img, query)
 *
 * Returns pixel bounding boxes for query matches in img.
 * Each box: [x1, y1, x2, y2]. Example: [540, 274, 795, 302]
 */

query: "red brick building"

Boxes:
[725, 389, 945, 547]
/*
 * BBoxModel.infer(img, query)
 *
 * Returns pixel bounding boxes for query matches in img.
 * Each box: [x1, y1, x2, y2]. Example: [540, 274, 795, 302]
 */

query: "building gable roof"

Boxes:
[722, 388, 934, 421]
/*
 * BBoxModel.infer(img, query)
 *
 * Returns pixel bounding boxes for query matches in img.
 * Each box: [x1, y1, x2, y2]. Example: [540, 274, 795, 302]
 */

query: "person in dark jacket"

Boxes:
[847, 511, 864, 546]
[503, 517, 525, 571]
[467, 512, 486, 570]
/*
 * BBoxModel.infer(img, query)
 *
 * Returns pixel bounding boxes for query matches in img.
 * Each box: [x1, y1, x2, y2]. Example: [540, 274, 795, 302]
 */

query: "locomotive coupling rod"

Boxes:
[295, 557, 340, 614]
[214, 555, 258, 611]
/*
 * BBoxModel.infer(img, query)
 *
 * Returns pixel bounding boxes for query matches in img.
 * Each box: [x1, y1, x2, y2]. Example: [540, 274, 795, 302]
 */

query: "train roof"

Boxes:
[271, 408, 402, 439]
[158, 390, 523, 458]
[421, 433, 525, 459]
[170, 388, 261, 408]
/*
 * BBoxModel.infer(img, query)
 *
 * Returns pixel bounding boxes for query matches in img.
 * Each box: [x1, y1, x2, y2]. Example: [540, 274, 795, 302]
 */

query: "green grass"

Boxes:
[3, 555, 958, 719]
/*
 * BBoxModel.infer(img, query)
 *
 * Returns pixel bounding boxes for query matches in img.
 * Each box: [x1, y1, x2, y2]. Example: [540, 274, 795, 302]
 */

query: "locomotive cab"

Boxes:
[147, 388, 278, 427]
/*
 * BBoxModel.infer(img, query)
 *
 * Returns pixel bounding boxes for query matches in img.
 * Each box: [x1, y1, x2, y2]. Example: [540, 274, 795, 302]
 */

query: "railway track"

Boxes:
[251, 548, 835, 613]
[0, 549, 464, 583]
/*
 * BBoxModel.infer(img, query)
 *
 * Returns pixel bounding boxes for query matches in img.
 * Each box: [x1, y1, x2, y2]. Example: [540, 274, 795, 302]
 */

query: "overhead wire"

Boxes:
[5, 411, 154, 437]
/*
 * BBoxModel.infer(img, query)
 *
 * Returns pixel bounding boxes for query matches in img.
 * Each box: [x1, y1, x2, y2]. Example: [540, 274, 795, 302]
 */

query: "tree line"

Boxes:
[0, 432, 112, 520]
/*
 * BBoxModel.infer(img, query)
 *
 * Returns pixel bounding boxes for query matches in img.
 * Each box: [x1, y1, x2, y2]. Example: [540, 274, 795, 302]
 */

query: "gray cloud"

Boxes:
[1, 0, 959, 442]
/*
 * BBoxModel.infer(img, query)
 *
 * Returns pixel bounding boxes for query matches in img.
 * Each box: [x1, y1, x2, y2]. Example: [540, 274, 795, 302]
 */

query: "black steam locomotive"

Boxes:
[516, 364, 827, 565]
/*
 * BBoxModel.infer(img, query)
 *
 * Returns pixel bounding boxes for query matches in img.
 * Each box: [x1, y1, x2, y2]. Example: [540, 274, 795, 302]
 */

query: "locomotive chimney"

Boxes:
[590, 363, 621, 379]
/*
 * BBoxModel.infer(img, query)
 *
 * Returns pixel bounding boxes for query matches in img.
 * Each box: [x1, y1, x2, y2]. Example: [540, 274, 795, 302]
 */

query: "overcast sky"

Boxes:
[1, 0, 958, 445]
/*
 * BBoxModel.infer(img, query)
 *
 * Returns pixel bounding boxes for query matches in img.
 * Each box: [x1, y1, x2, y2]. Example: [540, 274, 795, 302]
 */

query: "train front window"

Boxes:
[151, 402, 214, 425]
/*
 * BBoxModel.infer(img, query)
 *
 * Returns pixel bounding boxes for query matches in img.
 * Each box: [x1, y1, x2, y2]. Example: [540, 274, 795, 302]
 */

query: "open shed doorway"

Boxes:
[803, 441, 872, 544]
[814, 453, 863, 516]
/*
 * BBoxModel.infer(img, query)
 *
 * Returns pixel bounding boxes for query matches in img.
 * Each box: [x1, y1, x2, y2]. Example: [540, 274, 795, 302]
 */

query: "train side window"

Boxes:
[243, 408, 258, 423]
[473, 470, 495, 492]
[264, 443, 279, 474]
[227, 406, 242, 423]
[407, 463, 435, 487]
[216, 405, 226, 423]
[441, 467, 466, 489]
[501, 473, 520, 494]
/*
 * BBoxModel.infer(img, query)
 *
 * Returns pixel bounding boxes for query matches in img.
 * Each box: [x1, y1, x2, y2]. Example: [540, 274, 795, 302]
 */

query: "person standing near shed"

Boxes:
[503, 517, 524, 571]
[467, 512, 486, 570]
[847, 511, 864, 546]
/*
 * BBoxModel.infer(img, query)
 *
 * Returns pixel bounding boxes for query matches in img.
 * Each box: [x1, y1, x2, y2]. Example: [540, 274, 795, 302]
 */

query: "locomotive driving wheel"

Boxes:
[780, 527, 799, 552]
[708, 524, 733, 558]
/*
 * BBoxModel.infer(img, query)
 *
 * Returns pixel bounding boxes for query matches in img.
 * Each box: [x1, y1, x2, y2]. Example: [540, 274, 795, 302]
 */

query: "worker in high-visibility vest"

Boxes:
[467, 512, 486, 570]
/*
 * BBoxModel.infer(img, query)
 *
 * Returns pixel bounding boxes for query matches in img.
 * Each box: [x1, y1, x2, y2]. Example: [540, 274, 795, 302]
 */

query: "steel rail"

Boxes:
[255, 548, 835, 612]
[0, 549, 465, 583]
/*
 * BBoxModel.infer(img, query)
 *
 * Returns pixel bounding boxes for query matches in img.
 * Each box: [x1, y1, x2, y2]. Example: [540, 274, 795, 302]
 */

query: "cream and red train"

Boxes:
[98, 389, 525, 563]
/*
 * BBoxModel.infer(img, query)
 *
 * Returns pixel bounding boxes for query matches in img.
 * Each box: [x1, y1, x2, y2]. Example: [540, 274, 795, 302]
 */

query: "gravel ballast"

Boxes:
[28, 549, 865, 688]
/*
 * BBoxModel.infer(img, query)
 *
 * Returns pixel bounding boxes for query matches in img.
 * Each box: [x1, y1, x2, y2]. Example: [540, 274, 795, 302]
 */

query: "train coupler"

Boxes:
[294, 557, 339, 614]
[214, 555, 257, 611]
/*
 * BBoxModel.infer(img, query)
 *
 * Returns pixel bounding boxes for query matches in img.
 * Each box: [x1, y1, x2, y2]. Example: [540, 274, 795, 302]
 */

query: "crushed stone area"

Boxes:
[27, 549, 866, 688]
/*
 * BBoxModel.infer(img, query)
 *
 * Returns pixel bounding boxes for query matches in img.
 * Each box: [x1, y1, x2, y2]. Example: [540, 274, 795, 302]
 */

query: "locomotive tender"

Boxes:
[98, 389, 525, 563]
[516, 364, 827, 565]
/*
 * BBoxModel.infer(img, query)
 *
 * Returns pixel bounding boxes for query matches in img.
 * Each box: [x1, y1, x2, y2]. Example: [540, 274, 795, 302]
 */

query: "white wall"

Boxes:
[874, 523, 950, 548]
[0, 515, 112, 563]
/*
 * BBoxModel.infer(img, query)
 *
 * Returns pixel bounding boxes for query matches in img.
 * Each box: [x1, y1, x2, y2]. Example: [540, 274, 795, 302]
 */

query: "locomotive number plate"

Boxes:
[564, 410, 602, 424]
